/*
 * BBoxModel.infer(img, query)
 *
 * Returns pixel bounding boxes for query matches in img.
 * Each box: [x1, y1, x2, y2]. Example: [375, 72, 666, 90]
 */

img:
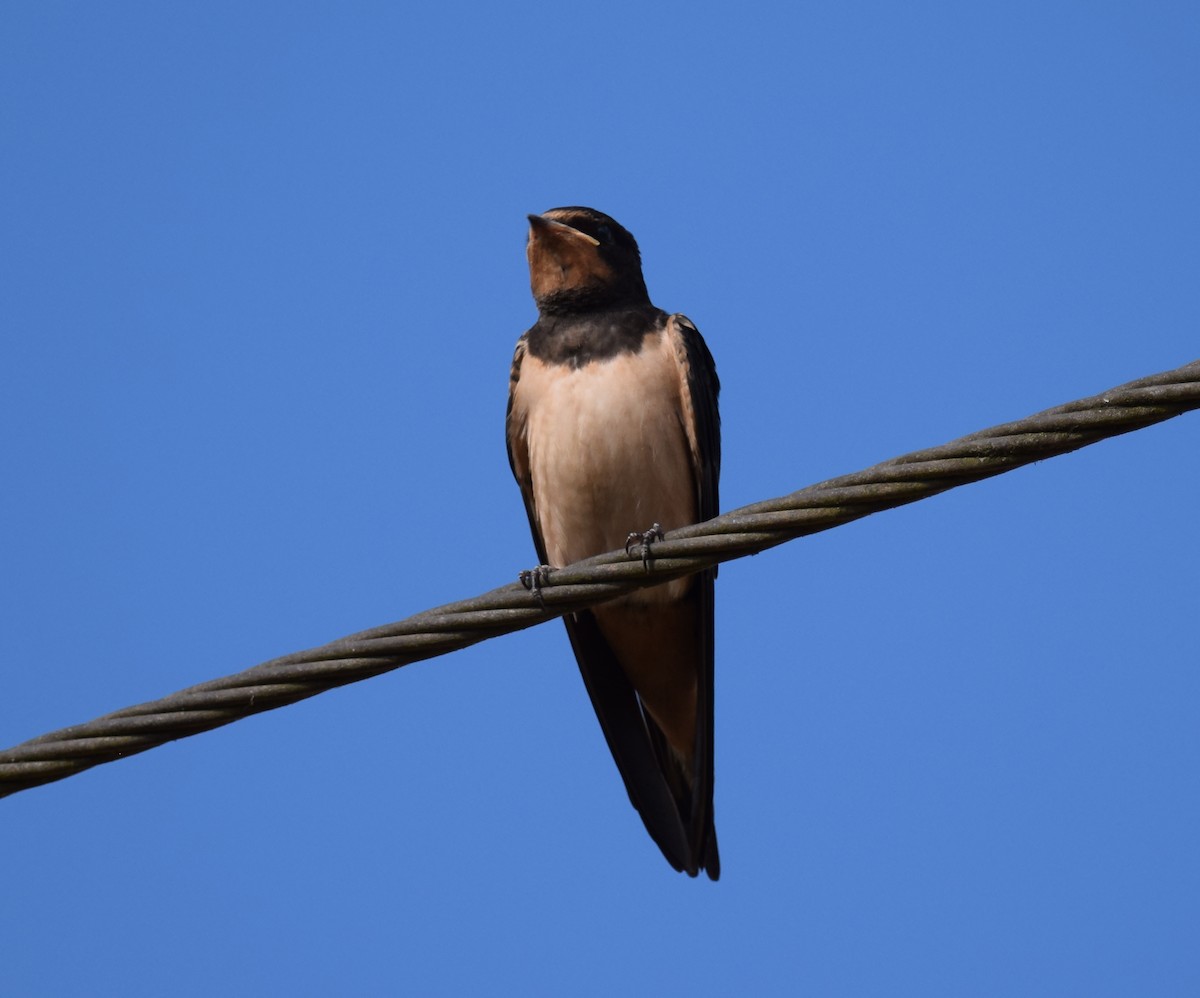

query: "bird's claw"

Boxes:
[519, 565, 554, 607]
[624, 523, 665, 572]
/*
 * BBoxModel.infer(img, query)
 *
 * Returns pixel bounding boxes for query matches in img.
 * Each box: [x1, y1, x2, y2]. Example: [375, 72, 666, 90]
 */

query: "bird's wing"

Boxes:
[505, 335, 547, 563]
[668, 313, 721, 525]
[665, 312, 721, 878]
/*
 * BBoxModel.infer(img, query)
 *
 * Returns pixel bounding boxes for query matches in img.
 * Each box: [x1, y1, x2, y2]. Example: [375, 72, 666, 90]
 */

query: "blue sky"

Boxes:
[2, 3, 1198, 995]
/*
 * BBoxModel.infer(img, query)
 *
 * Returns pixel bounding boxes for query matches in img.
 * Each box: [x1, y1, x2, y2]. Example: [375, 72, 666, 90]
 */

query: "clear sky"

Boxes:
[2, 3, 1198, 995]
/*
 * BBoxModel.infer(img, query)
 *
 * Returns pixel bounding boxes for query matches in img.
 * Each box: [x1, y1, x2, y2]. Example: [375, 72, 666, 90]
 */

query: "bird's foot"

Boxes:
[624, 523, 665, 572]
[519, 565, 554, 607]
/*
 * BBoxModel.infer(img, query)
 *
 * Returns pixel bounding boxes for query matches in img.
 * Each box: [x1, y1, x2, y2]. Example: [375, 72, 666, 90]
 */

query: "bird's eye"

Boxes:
[596, 224, 614, 245]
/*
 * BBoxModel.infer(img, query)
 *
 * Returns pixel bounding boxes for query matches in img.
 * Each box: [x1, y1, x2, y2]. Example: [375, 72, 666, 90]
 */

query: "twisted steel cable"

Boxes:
[2, 358, 1198, 799]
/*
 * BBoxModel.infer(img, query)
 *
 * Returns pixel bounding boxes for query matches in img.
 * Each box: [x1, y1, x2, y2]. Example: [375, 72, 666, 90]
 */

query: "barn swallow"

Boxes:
[506, 207, 721, 879]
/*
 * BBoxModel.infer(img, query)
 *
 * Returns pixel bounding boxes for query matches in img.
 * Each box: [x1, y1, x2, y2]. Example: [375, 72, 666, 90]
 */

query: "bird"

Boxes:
[505, 207, 721, 879]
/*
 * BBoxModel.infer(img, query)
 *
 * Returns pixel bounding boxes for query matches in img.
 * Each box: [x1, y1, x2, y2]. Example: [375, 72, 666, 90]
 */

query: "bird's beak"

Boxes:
[527, 214, 600, 246]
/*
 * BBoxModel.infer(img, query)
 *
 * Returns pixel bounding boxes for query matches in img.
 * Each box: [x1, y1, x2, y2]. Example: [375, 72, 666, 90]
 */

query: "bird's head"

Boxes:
[526, 206, 649, 313]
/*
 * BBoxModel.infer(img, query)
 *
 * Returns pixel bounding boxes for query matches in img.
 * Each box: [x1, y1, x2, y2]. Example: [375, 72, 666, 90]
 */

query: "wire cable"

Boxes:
[2, 358, 1197, 799]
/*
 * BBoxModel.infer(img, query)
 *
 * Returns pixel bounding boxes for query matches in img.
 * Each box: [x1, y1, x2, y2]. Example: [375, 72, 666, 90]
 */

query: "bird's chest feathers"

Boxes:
[518, 336, 696, 569]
